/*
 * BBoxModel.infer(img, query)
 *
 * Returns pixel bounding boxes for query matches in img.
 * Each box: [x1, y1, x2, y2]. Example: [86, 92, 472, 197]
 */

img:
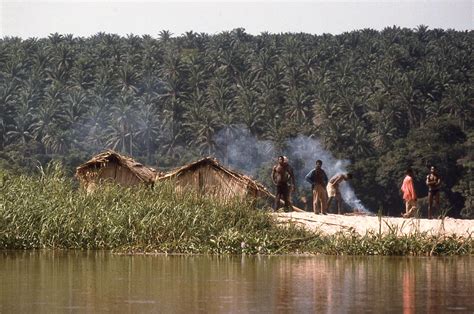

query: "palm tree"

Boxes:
[158, 50, 188, 142]
[42, 129, 70, 154]
[343, 119, 374, 158]
[118, 64, 140, 94]
[193, 109, 220, 156]
[217, 42, 241, 79]
[0, 84, 18, 149]
[370, 119, 397, 153]
[158, 30, 173, 43]
[186, 54, 207, 93]
[31, 87, 63, 153]
[59, 89, 88, 128]
[262, 116, 288, 153]
[311, 90, 340, 129]
[393, 74, 424, 128]
[284, 88, 312, 127]
[105, 92, 137, 155]
[235, 88, 263, 134]
[83, 105, 107, 152]
[251, 49, 276, 78]
[6, 115, 34, 148]
[71, 56, 95, 90]
[48, 33, 64, 45]
[5, 86, 38, 143]
[441, 84, 473, 130]
[135, 100, 162, 163]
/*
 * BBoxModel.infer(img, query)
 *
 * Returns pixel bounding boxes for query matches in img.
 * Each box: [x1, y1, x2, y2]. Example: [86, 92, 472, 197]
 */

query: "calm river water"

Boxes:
[0, 251, 472, 313]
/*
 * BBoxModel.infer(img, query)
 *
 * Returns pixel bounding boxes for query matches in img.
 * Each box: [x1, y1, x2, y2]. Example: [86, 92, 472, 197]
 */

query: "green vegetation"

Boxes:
[0, 27, 472, 217]
[1, 166, 472, 255]
[0, 27, 473, 215]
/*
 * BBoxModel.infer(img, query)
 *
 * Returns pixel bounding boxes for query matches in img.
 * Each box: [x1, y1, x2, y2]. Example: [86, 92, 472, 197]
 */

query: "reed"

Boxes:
[309, 230, 472, 256]
[1, 165, 472, 256]
[0, 165, 307, 254]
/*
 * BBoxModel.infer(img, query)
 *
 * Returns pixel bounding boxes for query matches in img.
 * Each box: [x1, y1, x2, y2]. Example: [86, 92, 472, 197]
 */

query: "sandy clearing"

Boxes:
[274, 212, 474, 238]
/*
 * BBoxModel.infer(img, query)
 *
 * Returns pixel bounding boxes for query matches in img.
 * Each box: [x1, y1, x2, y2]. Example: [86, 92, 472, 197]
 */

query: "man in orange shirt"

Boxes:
[401, 168, 417, 218]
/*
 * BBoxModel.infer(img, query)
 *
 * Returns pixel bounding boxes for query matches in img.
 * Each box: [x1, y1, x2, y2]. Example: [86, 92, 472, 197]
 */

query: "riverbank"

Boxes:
[274, 212, 474, 237]
[1, 168, 472, 255]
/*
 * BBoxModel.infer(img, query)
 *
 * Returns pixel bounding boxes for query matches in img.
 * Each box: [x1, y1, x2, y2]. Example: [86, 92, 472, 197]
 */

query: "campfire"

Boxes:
[344, 208, 370, 216]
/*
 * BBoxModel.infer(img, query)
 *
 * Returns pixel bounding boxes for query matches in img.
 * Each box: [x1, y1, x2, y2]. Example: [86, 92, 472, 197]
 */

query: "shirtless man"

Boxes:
[426, 165, 441, 219]
[327, 173, 353, 214]
[272, 156, 296, 212]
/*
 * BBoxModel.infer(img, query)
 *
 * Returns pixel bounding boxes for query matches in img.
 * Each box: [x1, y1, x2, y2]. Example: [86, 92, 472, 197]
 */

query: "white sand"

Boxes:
[274, 212, 474, 238]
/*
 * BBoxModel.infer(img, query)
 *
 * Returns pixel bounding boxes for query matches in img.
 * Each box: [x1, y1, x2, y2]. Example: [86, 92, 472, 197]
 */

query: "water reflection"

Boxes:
[0, 251, 472, 313]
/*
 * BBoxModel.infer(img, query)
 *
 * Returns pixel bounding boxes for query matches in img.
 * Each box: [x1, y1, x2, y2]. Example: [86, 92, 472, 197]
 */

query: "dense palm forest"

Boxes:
[0, 26, 472, 217]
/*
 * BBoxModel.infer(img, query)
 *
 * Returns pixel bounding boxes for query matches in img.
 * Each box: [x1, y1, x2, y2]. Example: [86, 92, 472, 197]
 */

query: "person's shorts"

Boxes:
[429, 189, 440, 196]
[327, 183, 339, 198]
[276, 184, 289, 197]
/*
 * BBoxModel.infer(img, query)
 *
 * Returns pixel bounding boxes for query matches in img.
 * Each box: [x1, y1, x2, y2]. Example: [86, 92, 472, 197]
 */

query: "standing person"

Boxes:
[305, 160, 328, 215]
[426, 165, 441, 219]
[401, 168, 417, 218]
[327, 173, 353, 214]
[272, 156, 296, 212]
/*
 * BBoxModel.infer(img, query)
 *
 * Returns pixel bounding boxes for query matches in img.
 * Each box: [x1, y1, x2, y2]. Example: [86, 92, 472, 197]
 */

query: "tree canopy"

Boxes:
[0, 27, 472, 217]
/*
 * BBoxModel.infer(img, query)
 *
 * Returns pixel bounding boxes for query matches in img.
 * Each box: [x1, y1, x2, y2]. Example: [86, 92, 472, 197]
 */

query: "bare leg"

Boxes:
[320, 189, 328, 214]
[403, 201, 410, 218]
[434, 192, 440, 218]
[312, 189, 318, 214]
[274, 193, 281, 211]
[428, 193, 433, 219]
[327, 197, 333, 213]
[337, 198, 342, 215]
[403, 200, 415, 218]
[284, 193, 292, 212]
[405, 200, 417, 218]
[324, 191, 328, 214]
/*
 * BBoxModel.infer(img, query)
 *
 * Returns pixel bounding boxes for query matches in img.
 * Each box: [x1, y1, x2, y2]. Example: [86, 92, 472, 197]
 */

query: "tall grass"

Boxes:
[0, 164, 472, 255]
[0, 163, 309, 254]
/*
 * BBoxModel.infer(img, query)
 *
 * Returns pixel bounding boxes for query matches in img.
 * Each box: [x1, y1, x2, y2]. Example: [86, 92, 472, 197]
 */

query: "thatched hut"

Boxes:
[76, 150, 157, 193]
[157, 157, 273, 202]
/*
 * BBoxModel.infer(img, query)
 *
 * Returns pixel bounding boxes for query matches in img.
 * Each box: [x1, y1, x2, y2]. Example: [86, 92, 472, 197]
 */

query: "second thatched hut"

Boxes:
[157, 157, 273, 203]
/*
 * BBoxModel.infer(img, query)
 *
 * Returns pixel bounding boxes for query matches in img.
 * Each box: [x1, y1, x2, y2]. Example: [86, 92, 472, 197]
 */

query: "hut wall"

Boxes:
[94, 163, 142, 186]
[173, 165, 248, 200]
[114, 164, 143, 186]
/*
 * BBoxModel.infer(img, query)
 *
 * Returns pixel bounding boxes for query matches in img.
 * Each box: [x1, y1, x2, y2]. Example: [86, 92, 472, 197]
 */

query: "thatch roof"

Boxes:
[159, 157, 270, 192]
[158, 157, 272, 197]
[76, 150, 157, 184]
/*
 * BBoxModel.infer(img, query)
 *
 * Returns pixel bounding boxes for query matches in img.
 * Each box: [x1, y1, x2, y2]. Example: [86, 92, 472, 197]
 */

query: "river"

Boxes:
[1, 251, 472, 313]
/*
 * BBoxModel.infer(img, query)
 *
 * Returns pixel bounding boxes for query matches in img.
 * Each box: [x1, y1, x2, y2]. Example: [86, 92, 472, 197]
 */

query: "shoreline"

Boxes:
[274, 212, 474, 238]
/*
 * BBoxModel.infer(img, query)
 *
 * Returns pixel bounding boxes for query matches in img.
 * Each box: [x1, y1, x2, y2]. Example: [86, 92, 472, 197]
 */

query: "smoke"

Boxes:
[286, 135, 370, 213]
[214, 126, 274, 175]
[339, 184, 370, 213]
[214, 126, 371, 213]
[286, 135, 350, 187]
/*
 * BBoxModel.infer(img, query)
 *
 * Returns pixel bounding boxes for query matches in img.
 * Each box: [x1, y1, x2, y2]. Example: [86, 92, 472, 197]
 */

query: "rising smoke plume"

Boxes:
[214, 126, 371, 213]
[214, 126, 274, 175]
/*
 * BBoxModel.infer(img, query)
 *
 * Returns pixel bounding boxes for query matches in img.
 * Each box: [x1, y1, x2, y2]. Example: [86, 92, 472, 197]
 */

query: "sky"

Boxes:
[0, 0, 472, 39]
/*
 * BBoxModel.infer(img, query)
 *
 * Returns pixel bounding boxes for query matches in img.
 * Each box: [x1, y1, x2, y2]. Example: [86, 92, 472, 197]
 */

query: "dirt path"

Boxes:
[274, 212, 474, 237]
